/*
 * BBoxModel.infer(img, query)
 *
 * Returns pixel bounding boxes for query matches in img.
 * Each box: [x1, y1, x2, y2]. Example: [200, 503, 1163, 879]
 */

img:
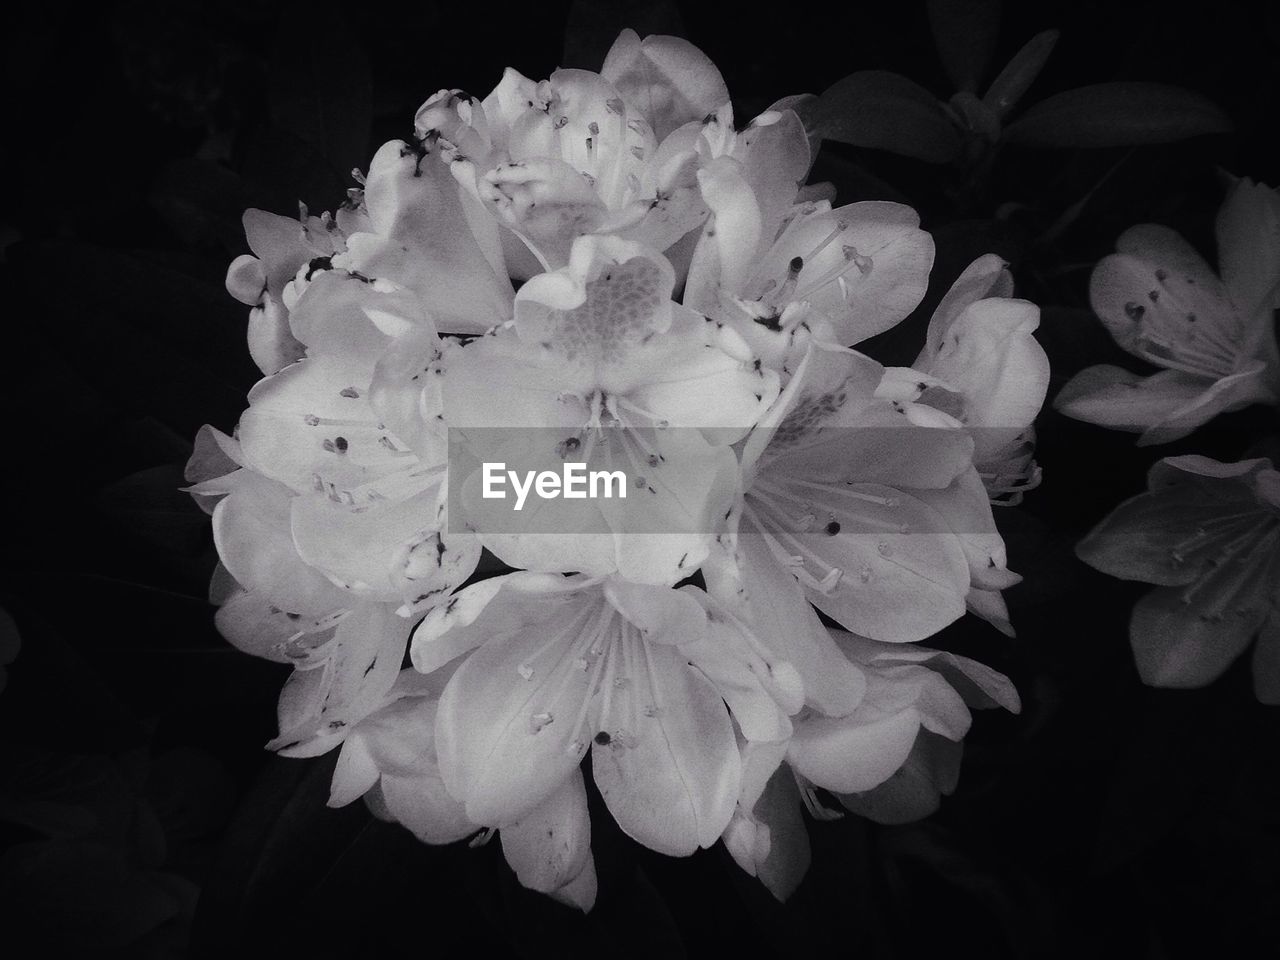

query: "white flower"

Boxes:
[187, 273, 480, 755]
[191, 448, 417, 757]
[1077, 455, 1280, 703]
[416, 32, 733, 277]
[327, 668, 598, 911]
[708, 340, 1017, 662]
[729, 629, 1019, 900]
[331, 139, 515, 335]
[192, 25, 1051, 913]
[1056, 177, 1280, 444]
[438, 234, 777, 583]
[683, 102, 933, 375]
[600, 29, 731, 141]
[410, 572, 800, 860]
[224, 203, 368, 375]
[879, 254, 1050, 505]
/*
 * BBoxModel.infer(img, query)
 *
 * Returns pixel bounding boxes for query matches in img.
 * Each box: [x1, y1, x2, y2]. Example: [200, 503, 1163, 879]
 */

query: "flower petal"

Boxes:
[1251, 612, 1280, 705]
[911, 468, 1020, 592]
[915, 297, 1050, 464]
[434, 587, 603, 825]
[238, 355, 425, 498]
[1129, 585, 1261, 688]
[1054, 364, 1212, 438]
[1217, 177, 1280, 324]
[602, 30, 730, 141]
[211, 473, 344, 616]
[679, 618, 793, 743]
[270, 603, 413, 756]
[927, 255, 1014, 341]
[213, 588, 336, 663]
[620, 310, 779, 439]
[368, 328, 449, 466]
[379, 772, 477, 844]
[787, 692, 924, 794]
[1077, 462, 1266, 586]
[291, 483, 477, 606]
[752, 765, 811, 901]
[836, 730, 962, 825]
[247, 298, 306, 376]
[788, 647, 973, 795]
[708, 532, 867, 717]
[746, 487, 971, 644]
[340, 139, 513, 334]
[329, 736, 380, 808]
[593, 641, 741, 856]
[605, 577, 708, 643]
[1089, 239, 1238, 375]
[792, 201, 934, 346]
[411, 571, 585, 675]
[500, 769, 594, 911]
[479, 158, 609, 268]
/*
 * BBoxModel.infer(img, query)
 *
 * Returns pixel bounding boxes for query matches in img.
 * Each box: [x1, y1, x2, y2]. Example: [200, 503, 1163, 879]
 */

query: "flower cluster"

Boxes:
[1056, 178, 1280, 445]
[191, 30, 1049, 908]
[1060, 178, 1280, 702]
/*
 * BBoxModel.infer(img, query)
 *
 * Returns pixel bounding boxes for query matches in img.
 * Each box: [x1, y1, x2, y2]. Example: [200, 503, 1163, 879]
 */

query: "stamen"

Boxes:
[797, 779, 844, 821]
[756, 520, 844, 594]
[610, 393, 671, 428]
[303, 414, 376, 429]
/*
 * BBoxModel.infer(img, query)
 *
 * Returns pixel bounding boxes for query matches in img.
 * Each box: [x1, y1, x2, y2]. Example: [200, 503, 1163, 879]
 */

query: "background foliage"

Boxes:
[1, 1, 1278, 956]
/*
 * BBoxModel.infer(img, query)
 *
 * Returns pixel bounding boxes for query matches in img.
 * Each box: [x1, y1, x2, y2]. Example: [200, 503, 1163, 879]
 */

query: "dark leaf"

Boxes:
[1004, 82, 1233, 148]
[927, 0, 1003, 93]
[815, 71, 963, 164]
[0, 840, 184, 948]
[983, 29, 1060, 118]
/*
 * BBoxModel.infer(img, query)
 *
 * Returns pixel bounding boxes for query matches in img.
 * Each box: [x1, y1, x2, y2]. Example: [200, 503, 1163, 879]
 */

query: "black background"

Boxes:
[2, 1, 1278, 957]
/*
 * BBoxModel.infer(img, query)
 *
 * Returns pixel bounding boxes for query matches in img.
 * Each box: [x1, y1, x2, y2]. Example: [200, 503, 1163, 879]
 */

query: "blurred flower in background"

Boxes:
[1056, 179, 1280, 444]
[1077, 455, 1280, 702]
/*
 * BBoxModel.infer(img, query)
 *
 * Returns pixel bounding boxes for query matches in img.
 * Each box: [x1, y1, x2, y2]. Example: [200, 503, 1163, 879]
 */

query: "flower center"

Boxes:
[545, 257, 667, 364]
[1120, 271, 1245, 378]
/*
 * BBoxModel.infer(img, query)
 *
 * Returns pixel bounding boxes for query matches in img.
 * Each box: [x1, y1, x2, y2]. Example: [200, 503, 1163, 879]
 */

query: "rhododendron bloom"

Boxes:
[190, 25, 1045, 911]
[333, 139, 514, 335]
[727, 629, 1019, 898]
[328, 669, 597, 910]
[1077, 455, 1280, 703]
[225, 203, 368, 374]
[188, 272, 479, 755]
[417, 32, 735, 277]
[879, 254, 1050, 504]
[411, 572, 801, 860]
[688, 187, 935, 374]
[709, 340, 1017, 659]
[439, 235, 777, 583]
[1056, 177, 1280, 444]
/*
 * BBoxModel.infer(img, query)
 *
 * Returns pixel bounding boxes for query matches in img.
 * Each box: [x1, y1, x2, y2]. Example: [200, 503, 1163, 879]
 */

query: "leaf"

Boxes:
[983, 29, 1060, 118]
[927, 0, 1003, 94]
[1004, 82, 1232, 148]
[0, 840, 184, 949]
[814, 71, 963, 164]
